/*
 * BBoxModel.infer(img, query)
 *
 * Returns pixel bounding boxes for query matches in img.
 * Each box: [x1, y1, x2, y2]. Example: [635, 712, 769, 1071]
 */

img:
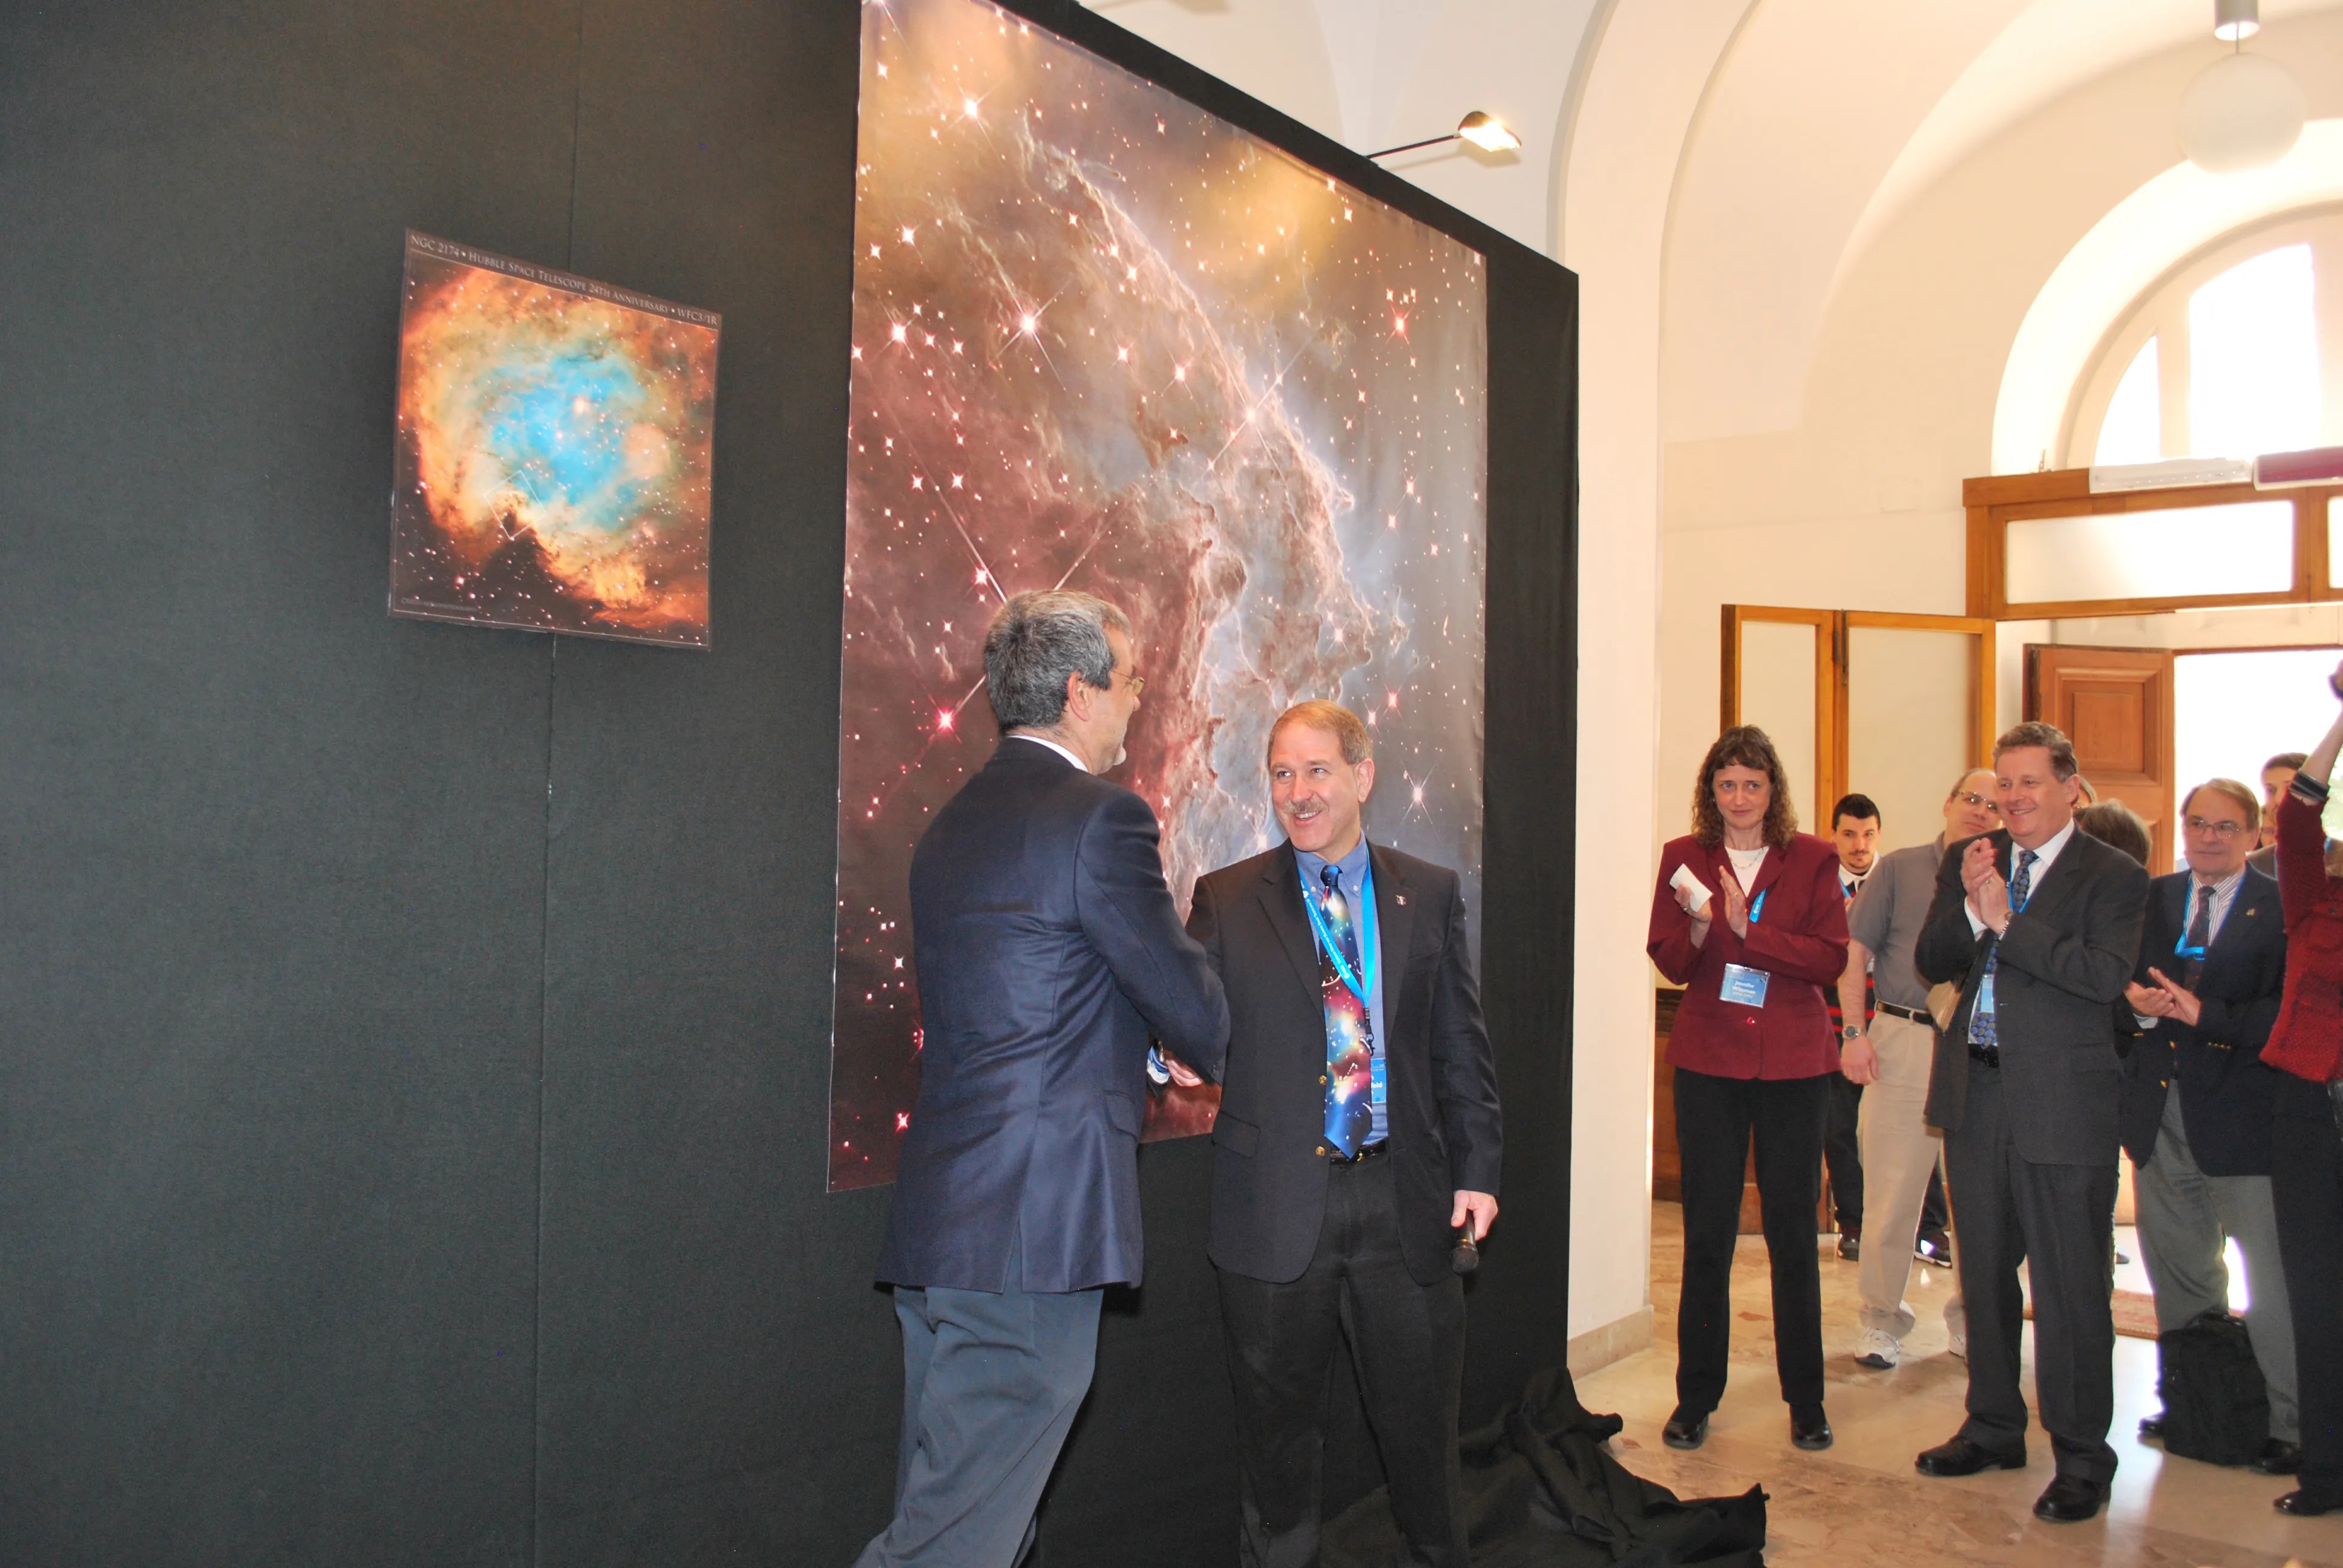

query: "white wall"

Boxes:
[1555, 0, 1753, 1349]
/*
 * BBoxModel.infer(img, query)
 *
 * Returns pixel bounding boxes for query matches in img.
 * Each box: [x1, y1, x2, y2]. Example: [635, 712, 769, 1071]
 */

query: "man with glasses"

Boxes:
[2120, 779, 2299, 1475]
[1838, 770, 1997, 1370]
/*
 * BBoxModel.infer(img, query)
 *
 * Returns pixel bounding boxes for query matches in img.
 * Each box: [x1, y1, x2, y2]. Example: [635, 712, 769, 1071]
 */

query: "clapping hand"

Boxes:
[2145, 966, 2203, 1027]
[1721, 867, 1751, 938]
[1963, 838, 2010, 933]
[2125, 981, 2174, 1019]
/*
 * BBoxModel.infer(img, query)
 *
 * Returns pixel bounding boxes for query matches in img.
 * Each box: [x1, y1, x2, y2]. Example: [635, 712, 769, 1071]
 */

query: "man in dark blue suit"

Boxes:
[1187, 701, 1501, 1567]
[856, 590, 1229, 1568]
[2120, 778, 2299, 1474]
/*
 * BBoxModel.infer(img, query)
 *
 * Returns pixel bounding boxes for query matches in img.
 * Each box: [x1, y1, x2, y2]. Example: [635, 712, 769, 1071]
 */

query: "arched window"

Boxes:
[2067, 212, 2341, 467]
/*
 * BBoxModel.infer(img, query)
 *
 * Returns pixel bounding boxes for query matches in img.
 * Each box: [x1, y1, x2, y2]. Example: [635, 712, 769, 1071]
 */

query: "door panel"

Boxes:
[1721, 606, 1833, 832]
[2027, 644, 2175, 871]
[1847, 622, 1986, 854]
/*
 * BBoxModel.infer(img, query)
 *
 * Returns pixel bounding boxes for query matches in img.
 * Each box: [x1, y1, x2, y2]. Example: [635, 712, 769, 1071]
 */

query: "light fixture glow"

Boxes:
[2214, 0, 2260, 41]
[2178, 51, 2304, 172]
[1455, 111, 1520, 153]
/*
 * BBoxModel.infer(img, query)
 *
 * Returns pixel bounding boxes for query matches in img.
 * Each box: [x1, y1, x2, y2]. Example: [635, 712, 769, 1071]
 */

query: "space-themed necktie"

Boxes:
[1317, 865, 1377, 1158]
[1968, 847, 2036, 1048]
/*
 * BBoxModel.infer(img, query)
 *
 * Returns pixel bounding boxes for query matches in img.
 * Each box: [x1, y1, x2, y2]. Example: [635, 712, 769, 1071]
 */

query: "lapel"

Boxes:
[1256, 844, 1323, 1004]
[1369, 841, 1417, 1023]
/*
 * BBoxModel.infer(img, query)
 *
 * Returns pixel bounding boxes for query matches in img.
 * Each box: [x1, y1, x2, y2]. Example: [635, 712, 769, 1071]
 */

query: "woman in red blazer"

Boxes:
[2264, 663, 2343, 1518]
[1648, 725, 1850, 1455]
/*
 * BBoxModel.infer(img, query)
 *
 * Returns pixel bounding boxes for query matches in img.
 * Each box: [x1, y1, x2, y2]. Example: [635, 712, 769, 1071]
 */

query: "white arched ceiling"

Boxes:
[1662, 0, 2343, 446]
[1993, 120, 2343, 474]
[1849, 0, 2343, 278]
[1079, 0, 1599, 253]
[1660, 0, 2033, 443]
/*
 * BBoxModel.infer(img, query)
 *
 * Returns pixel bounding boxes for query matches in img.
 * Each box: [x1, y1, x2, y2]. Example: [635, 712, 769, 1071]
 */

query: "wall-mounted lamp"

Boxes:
[1366, 111, 1521, 160]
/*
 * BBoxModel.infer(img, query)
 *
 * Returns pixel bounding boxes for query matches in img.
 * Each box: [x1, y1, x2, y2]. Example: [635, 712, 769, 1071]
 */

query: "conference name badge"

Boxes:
[1720, 963, 1771, 1008]
[1371, 1055, 1388, 1106]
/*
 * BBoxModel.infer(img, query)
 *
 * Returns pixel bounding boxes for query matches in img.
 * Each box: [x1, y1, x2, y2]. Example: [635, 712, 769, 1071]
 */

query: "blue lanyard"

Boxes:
[1301, 860, 1377, 1007]
[2175, 883, 2214, 961]
[1748, 889, 1767, 926]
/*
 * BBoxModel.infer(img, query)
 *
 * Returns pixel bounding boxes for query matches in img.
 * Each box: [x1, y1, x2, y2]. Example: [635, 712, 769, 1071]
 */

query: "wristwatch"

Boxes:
[1841, 1024, 1864, 1041]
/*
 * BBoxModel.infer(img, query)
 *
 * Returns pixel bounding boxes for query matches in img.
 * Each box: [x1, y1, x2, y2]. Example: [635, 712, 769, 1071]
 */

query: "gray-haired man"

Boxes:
[857, 589, 1228, 1567]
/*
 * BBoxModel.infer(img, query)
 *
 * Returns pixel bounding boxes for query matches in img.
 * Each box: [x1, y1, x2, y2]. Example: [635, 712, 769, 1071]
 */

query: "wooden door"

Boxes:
[2026, 644, 2175, 871]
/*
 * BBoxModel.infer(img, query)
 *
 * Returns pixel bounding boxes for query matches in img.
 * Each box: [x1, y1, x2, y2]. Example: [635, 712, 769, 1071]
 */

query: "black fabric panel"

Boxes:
[1461, 248, 1579, 1422]
[526, 2, 897, 1563]
[0, 2, 577, 1561]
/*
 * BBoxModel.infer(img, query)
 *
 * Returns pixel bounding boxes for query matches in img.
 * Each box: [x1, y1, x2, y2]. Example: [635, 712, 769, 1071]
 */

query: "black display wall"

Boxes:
[0, 1, 1576, 1563]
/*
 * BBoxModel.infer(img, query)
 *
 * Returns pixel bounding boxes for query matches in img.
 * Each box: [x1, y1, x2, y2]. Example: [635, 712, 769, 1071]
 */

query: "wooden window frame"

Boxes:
[1965, 468, 2343, 619]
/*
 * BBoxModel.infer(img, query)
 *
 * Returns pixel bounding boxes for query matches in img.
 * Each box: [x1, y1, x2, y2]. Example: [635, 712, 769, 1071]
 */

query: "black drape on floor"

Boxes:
[1323, 1368, 1769, 1567]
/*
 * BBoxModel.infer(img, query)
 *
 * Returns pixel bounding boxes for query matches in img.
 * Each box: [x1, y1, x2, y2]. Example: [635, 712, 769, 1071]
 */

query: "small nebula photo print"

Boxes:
[388, 232, 721, 648]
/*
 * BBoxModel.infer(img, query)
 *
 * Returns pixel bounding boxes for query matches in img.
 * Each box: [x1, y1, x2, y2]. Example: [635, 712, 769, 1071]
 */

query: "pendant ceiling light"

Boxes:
[2180, 0, 2305, 173]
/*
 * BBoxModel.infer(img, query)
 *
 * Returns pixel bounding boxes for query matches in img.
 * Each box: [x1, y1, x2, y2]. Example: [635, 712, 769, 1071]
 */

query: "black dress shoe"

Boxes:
[2034, 1474, 2107, 1523]
[1837, 1231, 1861, 1261]
[1916, 1434, 2027, 1477]
[2137, 1413, 2166, 1440]
[2254, 1439, 2302, 1475]
[1790, 1404, 1833, 1451]
[1662, 1406, 1709, 1450]
[2276, 1488, 2343, 1516]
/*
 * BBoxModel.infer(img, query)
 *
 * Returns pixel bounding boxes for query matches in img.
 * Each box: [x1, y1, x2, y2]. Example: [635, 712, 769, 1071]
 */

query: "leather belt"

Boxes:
[1329, 1140, 1390, 1166]
[1876, 1002, 1933, 1026]
[1969, 1044, 2001, 1069]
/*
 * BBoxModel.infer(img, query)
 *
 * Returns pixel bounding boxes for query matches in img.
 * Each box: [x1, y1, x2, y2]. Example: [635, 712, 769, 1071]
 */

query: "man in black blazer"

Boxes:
[1186, 701, 1501, 1568]
[858, 591, 1229, 1568]
[2120, 779, 2298, 1473]
[1912, 722, 2149, 1524]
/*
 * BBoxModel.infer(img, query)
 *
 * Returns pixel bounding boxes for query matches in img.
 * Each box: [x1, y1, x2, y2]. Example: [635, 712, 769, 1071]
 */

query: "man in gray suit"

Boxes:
[857, 590, 1230, 1568]
[1912, 721, 2149, 1524]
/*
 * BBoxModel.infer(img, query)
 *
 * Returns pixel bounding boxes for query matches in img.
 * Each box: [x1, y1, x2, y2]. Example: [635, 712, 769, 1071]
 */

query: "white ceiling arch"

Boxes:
[1993, 120, 2343, 474]
[1661, 0, 2343, 445]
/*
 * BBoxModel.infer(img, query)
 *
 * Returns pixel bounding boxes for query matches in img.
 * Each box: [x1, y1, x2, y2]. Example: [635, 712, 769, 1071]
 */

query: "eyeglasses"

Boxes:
[2184, 815, 2249, 839]
[1953, 792, 1999, 810]
[1121, 671, 1145, 697]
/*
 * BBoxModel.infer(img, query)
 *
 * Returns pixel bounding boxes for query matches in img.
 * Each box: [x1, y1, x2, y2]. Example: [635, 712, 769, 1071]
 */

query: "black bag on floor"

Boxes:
[2157, 1308, 2269, 1468]
[1323, 1367, 1768, 1566]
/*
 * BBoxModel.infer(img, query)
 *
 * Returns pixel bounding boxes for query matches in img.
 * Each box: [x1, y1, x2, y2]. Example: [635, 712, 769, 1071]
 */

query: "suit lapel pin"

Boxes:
[2245, 906, 2257, 916]
[1396, 894, 1407, 906]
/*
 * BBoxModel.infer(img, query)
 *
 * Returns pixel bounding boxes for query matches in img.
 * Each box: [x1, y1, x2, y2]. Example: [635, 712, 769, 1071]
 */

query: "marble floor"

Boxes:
[1571, 1202, 2341, 1568]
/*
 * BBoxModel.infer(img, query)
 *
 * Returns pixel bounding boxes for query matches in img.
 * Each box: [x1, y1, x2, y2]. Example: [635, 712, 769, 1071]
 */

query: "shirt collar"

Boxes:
[1296, 835, 1372, 889]
[2013, 818, 2076, 869]
[1006, 733, 1089, 773]
[2189, 864, 2247, 900]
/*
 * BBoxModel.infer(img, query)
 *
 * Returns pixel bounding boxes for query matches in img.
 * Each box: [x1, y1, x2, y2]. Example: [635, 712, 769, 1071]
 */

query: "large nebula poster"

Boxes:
[828, 0, 1488, 1191]
[390, 234, 720, 648]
